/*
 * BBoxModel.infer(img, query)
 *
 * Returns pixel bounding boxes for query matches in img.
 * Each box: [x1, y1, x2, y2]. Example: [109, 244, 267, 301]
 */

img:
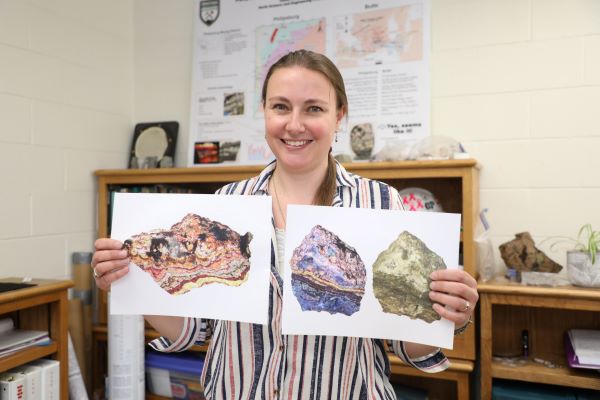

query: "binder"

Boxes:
[29, 359, 59, 400]
[0, 372, 25, 400]
[10, 365, 42, 400]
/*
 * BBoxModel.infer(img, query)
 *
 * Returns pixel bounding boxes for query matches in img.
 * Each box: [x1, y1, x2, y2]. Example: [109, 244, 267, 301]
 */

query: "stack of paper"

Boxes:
[0, 318, 50, 358]
[566, 329, 600, 369]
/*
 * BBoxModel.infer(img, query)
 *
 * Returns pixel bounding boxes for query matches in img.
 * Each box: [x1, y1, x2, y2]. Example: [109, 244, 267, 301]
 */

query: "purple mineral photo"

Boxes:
[290, 225, 366, 316]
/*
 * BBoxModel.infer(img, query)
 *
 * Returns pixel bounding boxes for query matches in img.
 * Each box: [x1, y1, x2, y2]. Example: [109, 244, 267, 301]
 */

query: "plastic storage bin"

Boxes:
[145, 350, 205, 399]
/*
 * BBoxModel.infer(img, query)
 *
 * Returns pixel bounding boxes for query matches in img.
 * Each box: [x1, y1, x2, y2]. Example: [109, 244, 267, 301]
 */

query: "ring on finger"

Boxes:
[93, 268, 101, 279]
[461, 300, 471, 312]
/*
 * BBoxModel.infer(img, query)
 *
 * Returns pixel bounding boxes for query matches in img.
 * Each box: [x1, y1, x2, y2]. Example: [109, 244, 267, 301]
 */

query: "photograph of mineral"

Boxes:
[373, 231, 445, 323]
[290, 225, 366, 316]
[124, 213, 253, 295]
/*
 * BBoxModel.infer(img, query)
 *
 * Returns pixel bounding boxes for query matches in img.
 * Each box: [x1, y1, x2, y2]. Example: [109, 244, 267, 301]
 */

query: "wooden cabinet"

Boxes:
[93, 159, 479, 398]
[479, 279, 600, 400]
[0, 278, 73, 400]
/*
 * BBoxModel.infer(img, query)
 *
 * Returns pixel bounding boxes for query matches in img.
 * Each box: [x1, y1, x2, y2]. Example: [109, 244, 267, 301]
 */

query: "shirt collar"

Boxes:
[250, 159, 357, 196]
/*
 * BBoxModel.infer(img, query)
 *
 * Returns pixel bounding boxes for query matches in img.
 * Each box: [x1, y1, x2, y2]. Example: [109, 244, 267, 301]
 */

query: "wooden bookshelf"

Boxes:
[0, 278, 73, 400]
[479, 278, 600, 399]
[93, 159, 480, 398]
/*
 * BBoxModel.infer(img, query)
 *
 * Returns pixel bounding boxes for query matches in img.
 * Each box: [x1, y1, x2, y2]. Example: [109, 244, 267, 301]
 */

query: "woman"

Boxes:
[92, 50, 478, 399]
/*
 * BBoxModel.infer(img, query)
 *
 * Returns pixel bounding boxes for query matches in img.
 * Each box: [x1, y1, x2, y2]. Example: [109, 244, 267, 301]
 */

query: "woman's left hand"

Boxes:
[429, 268, 479, 327]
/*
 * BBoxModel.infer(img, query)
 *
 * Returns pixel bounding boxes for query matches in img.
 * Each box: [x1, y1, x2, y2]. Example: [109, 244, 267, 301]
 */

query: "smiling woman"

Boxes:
[91, 50, 479, 400]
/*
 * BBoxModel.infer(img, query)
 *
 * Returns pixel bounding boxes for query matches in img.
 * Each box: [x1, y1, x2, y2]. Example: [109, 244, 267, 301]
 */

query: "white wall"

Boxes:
[430, 0, 600, 273]
[0, 0, 134, 278]
[133, 0, 194, 168]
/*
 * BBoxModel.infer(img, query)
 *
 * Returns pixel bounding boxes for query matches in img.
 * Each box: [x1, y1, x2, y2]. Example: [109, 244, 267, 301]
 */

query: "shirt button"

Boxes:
[279, 345, 284, 351]
[274, 389, 279, 395]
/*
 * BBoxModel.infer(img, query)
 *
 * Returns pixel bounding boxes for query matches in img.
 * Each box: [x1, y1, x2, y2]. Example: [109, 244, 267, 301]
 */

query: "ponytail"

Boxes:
[314, 154, 337, 206]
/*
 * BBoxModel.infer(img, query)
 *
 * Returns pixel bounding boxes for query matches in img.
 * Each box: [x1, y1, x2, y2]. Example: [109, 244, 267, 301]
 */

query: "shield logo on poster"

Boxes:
[200, 0, 220, 26]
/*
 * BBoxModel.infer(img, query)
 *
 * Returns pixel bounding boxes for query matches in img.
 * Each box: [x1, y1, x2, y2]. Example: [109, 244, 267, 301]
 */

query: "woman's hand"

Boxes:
[429, 268, 479, 328]
[91, 238, 130, 291]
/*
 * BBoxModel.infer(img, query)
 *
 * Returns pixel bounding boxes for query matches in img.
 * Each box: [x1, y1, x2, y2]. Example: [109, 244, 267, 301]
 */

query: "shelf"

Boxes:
[0, 342, 58, 372]
[480, 281, 600, 399]
[95, 159, 479, 180]
[0, 278, 71, 399]
[147, 395, 169, 400]
[388, 354, 474, 400]
[492, 360, 600, 390]
[389, 354, 474, 374]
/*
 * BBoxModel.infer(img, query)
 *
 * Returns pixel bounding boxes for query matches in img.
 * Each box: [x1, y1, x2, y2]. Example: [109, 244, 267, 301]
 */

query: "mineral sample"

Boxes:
[350, 123, 375, 160]
[124, 213, 253, 295]
[373, 231, 445, 323]
[290, 225, 366, 316]
[499, 232, 562, 273]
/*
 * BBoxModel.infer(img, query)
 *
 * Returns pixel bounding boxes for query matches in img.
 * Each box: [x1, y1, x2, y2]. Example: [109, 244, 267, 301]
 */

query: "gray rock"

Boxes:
[350, 123, 374, 160]
[372, 231, 445, 323]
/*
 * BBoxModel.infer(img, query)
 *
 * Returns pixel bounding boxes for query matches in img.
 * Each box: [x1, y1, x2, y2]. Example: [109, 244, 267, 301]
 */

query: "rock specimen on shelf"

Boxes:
[290, 225, 366, 316]
[373, 231, 445, 323]
[499, 232, 562, 273]
[350, 123, 375, 160]
[124, 213, 253, 295]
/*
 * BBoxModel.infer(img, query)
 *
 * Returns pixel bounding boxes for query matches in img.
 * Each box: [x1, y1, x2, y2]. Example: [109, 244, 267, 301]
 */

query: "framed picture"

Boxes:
[129, 121, 178, 168]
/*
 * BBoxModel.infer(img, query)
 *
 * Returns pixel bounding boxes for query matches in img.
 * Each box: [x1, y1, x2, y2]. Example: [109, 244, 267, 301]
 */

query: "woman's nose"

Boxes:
[285, 111, 305, 133]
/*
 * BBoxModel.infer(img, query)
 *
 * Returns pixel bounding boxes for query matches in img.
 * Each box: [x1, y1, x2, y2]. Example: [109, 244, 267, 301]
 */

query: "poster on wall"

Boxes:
[188, 0, 431, 166]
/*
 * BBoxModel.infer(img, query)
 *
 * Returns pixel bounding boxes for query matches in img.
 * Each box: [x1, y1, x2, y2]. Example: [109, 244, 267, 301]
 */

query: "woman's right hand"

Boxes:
[91, 238, 130, 291]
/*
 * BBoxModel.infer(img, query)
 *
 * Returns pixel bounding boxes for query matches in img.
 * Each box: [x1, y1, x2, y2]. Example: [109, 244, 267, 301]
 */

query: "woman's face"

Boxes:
[263, 66, 344, 174]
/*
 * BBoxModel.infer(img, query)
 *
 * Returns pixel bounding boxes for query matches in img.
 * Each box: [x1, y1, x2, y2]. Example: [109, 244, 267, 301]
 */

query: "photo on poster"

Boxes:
[223, 92, 245, 116]
[282, 205, 460, 349]
[194, 141, 220, 164]
[219, 140, 241, 162]
[110, 192, 272, 324]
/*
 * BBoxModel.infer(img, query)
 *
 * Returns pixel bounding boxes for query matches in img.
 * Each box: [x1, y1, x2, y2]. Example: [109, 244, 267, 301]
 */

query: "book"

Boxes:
[566, 329, 600, 369]
[29, 359, 59, 400]
[0, 318, 50, 358]
[0, 372, 25, 400]
[10, 365, 41, 400]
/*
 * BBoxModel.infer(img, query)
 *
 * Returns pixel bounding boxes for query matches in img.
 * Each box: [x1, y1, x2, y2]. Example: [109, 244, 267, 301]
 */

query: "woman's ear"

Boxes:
[336, 106, 347, 128]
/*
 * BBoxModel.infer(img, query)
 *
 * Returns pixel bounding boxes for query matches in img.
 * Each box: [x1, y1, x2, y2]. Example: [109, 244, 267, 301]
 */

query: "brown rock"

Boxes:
[499, 232, 562, 272]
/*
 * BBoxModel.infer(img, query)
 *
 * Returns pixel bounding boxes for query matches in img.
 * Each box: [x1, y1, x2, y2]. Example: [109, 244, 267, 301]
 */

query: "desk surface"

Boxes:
[0, 278, 73, 304]
[478, 277, 600, 300]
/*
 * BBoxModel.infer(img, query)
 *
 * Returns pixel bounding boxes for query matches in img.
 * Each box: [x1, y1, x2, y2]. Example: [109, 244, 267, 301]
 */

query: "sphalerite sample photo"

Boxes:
[373, 231, 445, 323]
[124, 213, 253, 295]
[290, 225, 366, 316]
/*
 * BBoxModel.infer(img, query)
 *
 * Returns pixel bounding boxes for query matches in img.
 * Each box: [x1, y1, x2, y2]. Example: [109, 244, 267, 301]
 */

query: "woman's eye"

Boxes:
[308, 105, 323, 113]
[271, 103, 287, 111]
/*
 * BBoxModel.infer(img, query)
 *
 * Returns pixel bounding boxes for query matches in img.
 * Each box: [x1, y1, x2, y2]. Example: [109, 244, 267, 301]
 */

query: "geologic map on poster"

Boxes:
[188, 0, 430, 166]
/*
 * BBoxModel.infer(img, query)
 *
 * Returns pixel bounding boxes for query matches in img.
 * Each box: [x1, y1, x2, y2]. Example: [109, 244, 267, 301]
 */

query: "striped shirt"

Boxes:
[150, 161, 449, 400]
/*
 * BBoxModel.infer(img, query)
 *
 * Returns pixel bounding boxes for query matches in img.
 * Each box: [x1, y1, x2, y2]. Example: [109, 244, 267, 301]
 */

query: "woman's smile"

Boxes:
[281, 139, 312, 147]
